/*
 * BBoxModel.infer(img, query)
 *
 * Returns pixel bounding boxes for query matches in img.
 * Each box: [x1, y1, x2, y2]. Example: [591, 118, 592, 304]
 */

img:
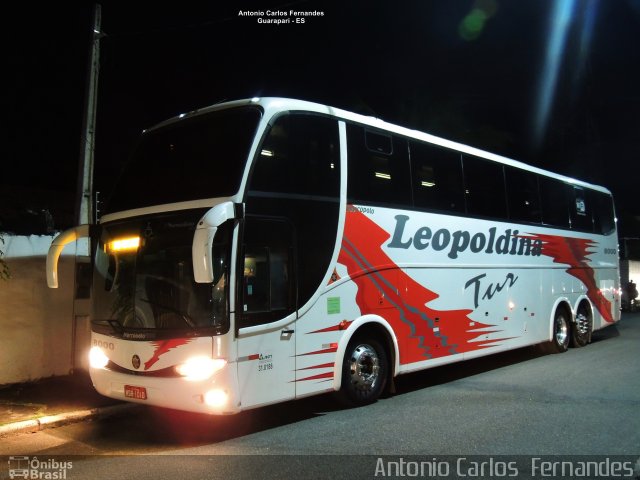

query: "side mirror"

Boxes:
[192, 202, 243, 283]
[46, 225, 91, 288]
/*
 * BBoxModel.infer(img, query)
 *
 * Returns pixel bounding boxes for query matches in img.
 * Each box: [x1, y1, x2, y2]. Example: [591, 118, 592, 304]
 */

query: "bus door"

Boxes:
[236, 216, 297, 409]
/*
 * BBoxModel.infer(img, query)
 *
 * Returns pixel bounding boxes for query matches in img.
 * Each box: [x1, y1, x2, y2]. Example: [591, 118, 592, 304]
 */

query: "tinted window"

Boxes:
[570, 186, 593, 232]
[240, 217, 295, 328]
[409, 141, 465, 214]
[463, 155, 507, 219]
[250, 114, 339, 197]
[539, 177, 570, 228]
[347, 124, 411, 206]
[92, 210, 230, 335]
[107, 107, 261, 214]
[505, 166, 542, 223]
[592, 190, 616, 235]
[246, 113, 340, 311]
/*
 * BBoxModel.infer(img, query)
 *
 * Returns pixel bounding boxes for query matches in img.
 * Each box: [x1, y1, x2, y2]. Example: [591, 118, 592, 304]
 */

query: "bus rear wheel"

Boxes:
[548, 308, 570, 353]
[338, 335, 388, 407]
[571, 304, 592, 347]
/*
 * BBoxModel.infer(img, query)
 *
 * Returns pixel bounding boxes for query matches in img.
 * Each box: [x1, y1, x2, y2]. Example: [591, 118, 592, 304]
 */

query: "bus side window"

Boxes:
[570, 186, 593, 232]
[409, 141, 465, 214]
[246, 113, 340, 313]
[240, 217, 296, 328]
[592, 190, 616, 235]
[539, 177, 570, 228]
[505, 166, 542, 224]
[462, 154, 508, 219]
[250, 113, 339, 197]
[347, 124, 411, 206]
[243, 246, 270, 313]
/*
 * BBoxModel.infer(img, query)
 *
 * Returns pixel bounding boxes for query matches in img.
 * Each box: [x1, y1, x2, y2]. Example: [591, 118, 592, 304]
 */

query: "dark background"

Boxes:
[2, 0, 639, 243]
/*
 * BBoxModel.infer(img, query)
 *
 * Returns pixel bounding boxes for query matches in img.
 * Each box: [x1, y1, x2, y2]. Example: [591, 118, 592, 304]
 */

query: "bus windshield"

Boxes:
[105, 105, 262, 214]
[92, 210, 231, 337]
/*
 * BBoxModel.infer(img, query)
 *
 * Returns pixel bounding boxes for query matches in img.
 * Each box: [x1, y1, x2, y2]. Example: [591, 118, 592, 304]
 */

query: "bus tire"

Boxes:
[548, 307, 570, 353]
[571, 303, 592, 348]
[338, 335, 388, 407]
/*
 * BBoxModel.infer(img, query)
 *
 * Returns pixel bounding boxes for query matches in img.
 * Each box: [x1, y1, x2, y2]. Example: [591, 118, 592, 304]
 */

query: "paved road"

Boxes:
[2, 314, 639, 479]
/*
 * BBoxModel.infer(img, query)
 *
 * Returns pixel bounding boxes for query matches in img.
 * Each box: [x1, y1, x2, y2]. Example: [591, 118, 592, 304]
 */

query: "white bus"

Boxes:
[47, 97, 620, 414]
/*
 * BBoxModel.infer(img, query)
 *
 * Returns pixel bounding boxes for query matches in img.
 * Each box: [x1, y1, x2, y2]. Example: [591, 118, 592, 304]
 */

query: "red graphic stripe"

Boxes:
[526, 233, 613, 323]
[297, 347, 338, 356]
[298, 362, 335, 371]
[295, 372, 334, 382]
[238, 354, 260, 362]
[307, 320, 353, 334]
[144, 339, 192, 370]
[340, 208, 508, 365]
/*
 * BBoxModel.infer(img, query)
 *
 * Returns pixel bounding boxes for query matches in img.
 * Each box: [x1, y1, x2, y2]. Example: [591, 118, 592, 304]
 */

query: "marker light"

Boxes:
[204, 389, 228, 408]
[89, 346, 109, 369]
[106, 236, 140, 253]
[175, 357, 227, 381]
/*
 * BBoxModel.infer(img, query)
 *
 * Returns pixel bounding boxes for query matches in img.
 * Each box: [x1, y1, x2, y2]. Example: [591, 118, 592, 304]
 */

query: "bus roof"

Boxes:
[147, 97, 612, 196]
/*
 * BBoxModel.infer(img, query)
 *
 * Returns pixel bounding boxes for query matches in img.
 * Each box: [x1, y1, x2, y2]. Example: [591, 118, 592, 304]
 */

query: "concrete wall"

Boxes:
[0, 235, 81, 385]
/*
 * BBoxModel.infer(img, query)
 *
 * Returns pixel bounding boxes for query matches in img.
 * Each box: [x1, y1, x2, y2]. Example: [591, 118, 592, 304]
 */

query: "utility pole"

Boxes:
[76, 4, 102, 230]
[72, 5, 103, 373]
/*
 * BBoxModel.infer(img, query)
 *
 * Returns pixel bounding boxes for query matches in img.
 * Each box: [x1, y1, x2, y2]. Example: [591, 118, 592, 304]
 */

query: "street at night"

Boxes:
[2, 314, 639, 478]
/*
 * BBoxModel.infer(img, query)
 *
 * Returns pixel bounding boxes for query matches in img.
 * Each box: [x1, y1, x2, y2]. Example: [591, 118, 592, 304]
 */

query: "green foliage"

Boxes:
[0, 234, 10, 280]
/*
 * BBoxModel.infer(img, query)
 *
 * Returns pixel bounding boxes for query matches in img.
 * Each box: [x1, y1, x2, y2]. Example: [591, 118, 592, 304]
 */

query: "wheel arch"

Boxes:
[573, 295, 594, 321]
[332, 314, 398, 392]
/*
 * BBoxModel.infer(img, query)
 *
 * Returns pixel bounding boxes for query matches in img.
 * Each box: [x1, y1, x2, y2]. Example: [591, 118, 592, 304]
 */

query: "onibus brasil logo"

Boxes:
[7, 456, 72, 479]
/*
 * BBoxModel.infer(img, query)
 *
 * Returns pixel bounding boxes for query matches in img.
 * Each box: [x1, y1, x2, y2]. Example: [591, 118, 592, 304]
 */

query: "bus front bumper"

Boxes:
[89, 365, 241, 415]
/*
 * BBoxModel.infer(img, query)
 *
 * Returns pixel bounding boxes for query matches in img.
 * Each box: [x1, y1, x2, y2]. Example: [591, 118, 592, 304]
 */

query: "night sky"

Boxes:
[3, 0, 640, 235]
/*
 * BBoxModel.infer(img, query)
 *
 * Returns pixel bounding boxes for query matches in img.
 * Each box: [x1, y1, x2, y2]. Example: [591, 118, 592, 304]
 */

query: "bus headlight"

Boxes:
[89, 346, 109, 369]
[175, 357, 227, 381]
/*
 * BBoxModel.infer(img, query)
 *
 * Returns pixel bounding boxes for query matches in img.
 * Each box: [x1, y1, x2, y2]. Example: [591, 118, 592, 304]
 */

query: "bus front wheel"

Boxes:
[338, 335, 388, 406]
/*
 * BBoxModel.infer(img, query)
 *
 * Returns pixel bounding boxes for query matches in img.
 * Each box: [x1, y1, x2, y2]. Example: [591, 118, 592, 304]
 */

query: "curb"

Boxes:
[0, 403, 138, 437]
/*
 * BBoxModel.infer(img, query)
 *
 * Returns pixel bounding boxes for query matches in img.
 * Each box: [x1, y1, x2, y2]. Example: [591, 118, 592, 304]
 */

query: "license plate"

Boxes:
[124, 385, 147, 400]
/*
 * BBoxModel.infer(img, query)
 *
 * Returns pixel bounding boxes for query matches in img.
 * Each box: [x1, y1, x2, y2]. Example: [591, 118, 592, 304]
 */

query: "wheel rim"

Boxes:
[555, 315, 569, 346]
[575, 311, 590, 335]
[348, 344, 380, 392]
